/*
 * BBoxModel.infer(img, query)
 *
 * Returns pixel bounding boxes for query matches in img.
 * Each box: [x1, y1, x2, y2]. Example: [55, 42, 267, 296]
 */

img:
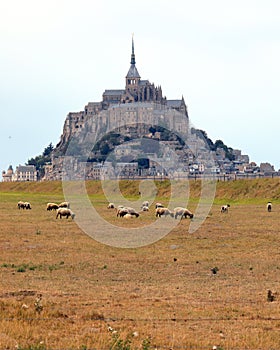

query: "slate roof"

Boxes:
[16, 165, 36, 173]
[126, 64, 141, 79]
[103, 90, 125, 96]
[139, 80, 149, 86]
[166, 100, 182, 108]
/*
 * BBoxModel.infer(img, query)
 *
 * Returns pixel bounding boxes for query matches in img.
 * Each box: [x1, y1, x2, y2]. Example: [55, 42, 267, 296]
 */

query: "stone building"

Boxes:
[55, 38, 188, 151]
[2, 165, 38, 182]
[2, 165, 14, 182]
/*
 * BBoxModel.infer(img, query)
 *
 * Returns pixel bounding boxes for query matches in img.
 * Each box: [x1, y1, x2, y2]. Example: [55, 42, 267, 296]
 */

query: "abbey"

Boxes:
[102, 38, 187, 112]
[58, 38, 188, 145]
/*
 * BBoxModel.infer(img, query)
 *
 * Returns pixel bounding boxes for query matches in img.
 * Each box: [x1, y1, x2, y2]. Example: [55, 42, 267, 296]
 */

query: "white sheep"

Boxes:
[173, 207, 193, 219]
[221, 204, 230, 213]
[58, 201, 70, 209]
[123, 213, 133, 219]
[155, 207, 174, 218]
[117, 207, 139, 218]
[46, 202, 59, 211]
[107, 202, 115, 209]
[56, 208, 75, 220]
[267, 202, 272, 212]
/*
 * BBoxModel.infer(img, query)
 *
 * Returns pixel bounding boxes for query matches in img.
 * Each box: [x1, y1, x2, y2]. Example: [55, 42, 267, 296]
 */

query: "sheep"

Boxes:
[107, 202, 115, 209]
[141, 201, 149, 209]
[117, 207, 127, 217]
[267, 202, 272, 212]
[117, 207, 139, 218]
[123, 213, 133, 219]
[155, 207, 174, 218]
[58, 201, 70, 209]
[126, 207, 140, 217]
[155, 202, 164, 208]
[221, 204, 230, 213]
[24, 202, 32, 210]
[17, 201, 25, 210]
[173, 207, 194, 219]
[141, 205, 149, 212]
[18, 201, 31, 210]
[46, 203, 59, 211]
[56, 208, 75, 220]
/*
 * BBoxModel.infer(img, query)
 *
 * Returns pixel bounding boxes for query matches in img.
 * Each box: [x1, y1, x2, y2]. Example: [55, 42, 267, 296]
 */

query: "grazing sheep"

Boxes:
[221, 204, 230, 213]
[56, 208, 75, 220]
[107, 202, 115, 209]
[123, 213, 133, 219]
[117, 207, 139, 218]
[173, 207, 194, 219]
[58, 201, 70, 209]
[17, 201, 25, 210]
[141, 205, 149, 212]
[155, 207, 174, 218]
[267, 202, 272, 212]
[155, 202, 164, 208]
[24, 202, 32, 210]
[141, 201, 149, 209]
[46, 203, 59, 211]
[126, 207, 140, 217]
[117, 207, 127, 217]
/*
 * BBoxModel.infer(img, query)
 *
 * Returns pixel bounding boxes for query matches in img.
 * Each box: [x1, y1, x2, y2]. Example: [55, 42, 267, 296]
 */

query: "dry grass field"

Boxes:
[1, 179, 280, 349]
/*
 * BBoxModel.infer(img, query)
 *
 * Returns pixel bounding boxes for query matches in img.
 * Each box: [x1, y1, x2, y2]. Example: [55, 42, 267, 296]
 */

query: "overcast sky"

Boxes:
[1, 0, 280, 173]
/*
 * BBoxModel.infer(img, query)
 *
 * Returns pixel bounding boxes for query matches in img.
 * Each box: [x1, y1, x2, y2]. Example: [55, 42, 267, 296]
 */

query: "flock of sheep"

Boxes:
[17, 199, 274, 222]
[107, 201, 194, 220]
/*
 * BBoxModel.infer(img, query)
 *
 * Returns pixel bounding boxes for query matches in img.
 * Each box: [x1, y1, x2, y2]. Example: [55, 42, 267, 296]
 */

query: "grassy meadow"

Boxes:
[0, 179, 280, 349]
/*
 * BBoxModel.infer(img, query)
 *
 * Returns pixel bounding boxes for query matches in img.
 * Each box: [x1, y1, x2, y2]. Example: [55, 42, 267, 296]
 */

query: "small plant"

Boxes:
[211, 267, 219, 275]
[110, 333, 131, 350]
[35, 229, 41, 235]
[34, 294, 43, 314]
[142, 337, 151, 350]
[17, 266, 26, 273]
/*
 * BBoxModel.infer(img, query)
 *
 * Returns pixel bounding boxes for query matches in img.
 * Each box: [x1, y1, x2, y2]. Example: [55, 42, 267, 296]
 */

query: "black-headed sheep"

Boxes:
[24, 202, 32, 210]
[141, 201, 149, 209]
[174, 207, 193, 219]
[155, 207, 174, 218]
[46, 203, 59, 211]
[107, 202, 115, 209]
[155, 202, 164, 208]
[221, 204, 230, 213]
[267, 202, 272, 212]
[58, 201, 70, 209]
[141, 205, 149, 212]
[18, 201, 31, 210]
[56, 208, 75, 220]
[17, 201, 25, 209]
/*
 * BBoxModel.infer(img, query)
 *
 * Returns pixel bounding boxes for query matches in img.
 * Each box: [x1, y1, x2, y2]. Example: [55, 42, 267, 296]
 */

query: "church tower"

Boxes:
[125, 36, 141, 92]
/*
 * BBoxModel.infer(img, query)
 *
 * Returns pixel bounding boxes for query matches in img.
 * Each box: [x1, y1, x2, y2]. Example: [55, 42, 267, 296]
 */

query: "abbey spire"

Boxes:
[126, 35, 141, 87]
[130, 35, 136, 65]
